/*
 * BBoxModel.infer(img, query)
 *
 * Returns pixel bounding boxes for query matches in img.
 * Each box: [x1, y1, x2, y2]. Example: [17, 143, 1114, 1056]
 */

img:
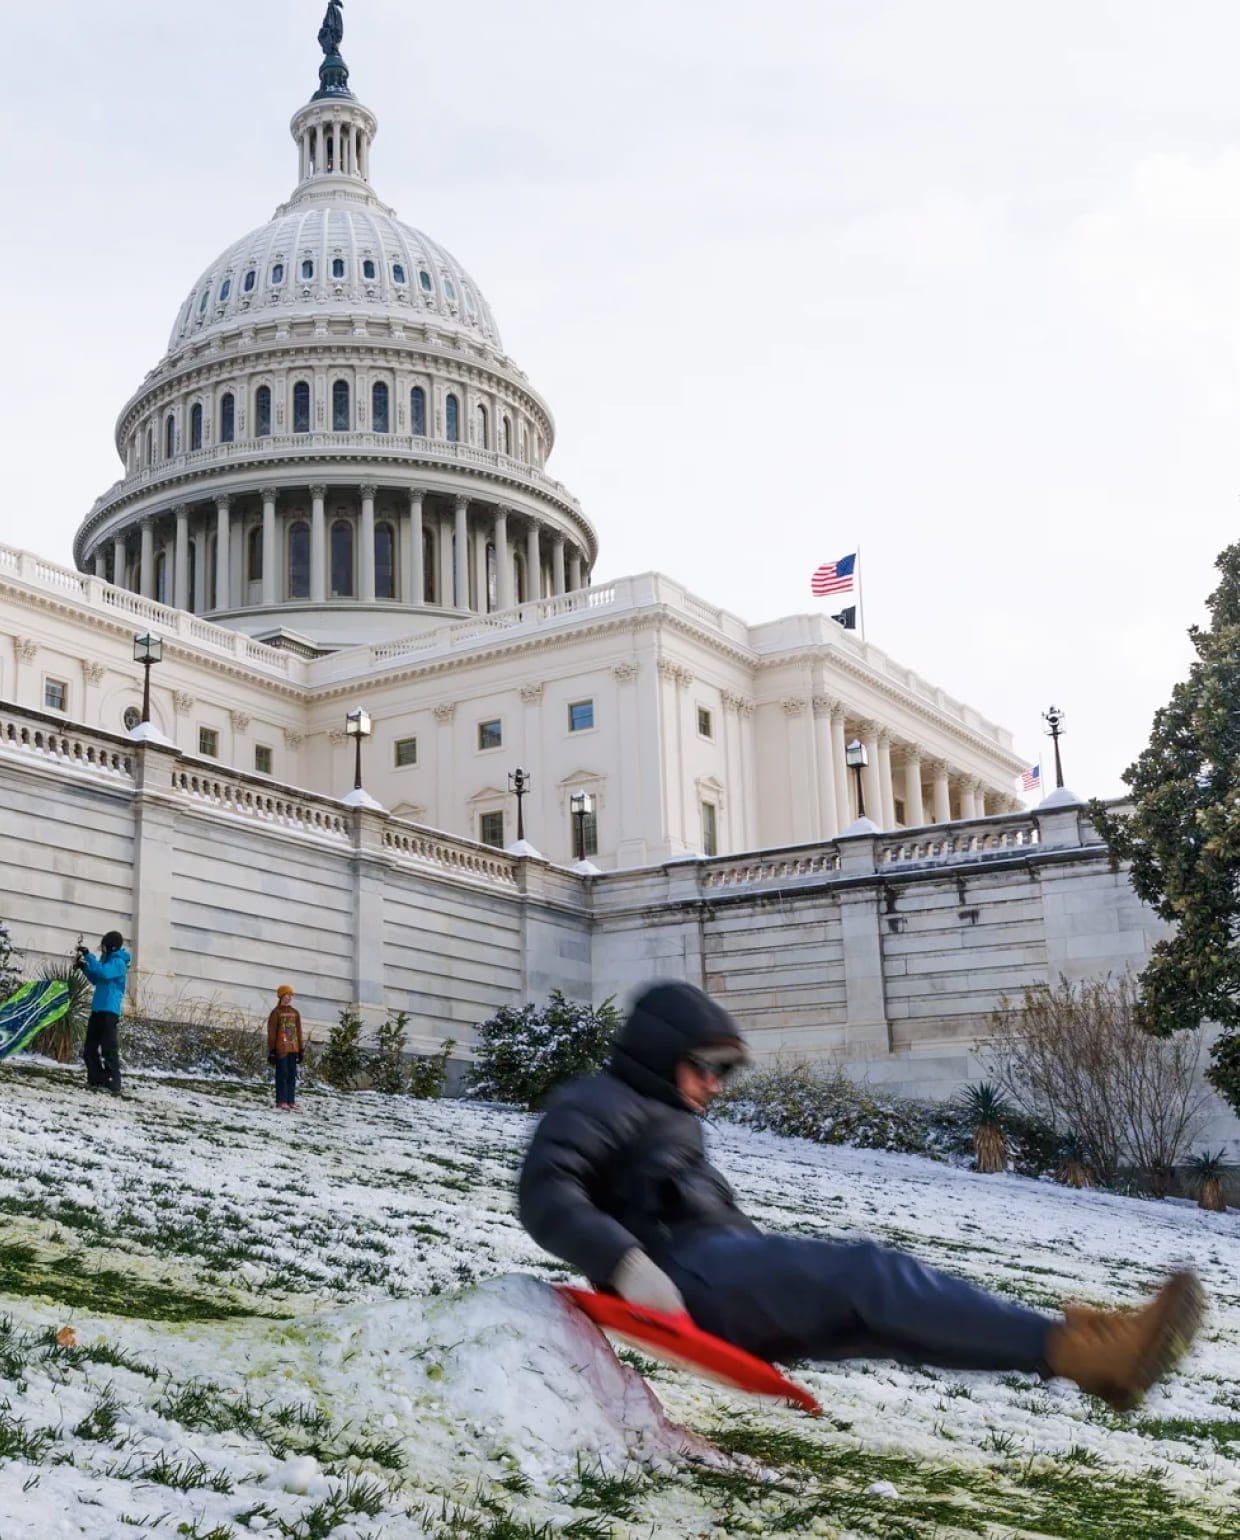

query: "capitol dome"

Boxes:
[74, 11, 595, 651]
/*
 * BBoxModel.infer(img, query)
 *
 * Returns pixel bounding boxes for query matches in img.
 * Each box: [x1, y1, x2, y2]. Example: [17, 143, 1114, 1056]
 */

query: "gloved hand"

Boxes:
[267, 1052, 277, 1066]
[611, 1248, 686, 1315]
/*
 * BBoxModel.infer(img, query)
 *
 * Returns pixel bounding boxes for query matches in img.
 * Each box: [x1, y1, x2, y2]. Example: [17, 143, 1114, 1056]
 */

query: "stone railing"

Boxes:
[701, 846, 842, 890]
[168, 762, 351, 840]
[382, 825, 518, 887]
[879, 814, 1040, 868]
[86, 432, 586, 522]
[0, 706, 134, 781]
[0, 544, 298, 680]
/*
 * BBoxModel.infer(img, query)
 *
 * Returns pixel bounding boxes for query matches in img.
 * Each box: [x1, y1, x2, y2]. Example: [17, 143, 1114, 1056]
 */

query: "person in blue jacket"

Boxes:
[76, 930, 131, 1095]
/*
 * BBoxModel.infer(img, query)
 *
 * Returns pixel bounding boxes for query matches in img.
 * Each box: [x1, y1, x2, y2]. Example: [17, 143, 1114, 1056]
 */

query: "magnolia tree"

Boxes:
[1091, 540, 1240, 1115]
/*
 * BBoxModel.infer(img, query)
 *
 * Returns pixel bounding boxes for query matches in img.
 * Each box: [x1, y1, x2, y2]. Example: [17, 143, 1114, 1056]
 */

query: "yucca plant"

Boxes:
[1056, 1131, 1094, 1189]
[958, 1082, 1011, 1174]
[29, 960, 92, 1064]
[1189, 1148, 1228, 1213]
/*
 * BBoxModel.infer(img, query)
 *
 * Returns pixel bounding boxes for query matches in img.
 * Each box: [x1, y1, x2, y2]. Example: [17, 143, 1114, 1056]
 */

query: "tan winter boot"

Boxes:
[1045, 1270, 1205, 1412]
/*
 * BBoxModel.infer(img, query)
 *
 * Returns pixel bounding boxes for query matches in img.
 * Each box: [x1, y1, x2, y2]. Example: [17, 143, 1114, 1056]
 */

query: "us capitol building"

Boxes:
[3, 9, 1026, 874]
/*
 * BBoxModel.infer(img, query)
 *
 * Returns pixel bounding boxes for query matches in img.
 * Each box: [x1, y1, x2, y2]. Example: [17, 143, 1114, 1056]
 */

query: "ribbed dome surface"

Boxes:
[167, 204, 502, 354]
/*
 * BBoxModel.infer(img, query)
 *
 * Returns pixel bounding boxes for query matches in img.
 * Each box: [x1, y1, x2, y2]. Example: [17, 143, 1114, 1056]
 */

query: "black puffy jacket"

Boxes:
[517, 982, 755, 1285]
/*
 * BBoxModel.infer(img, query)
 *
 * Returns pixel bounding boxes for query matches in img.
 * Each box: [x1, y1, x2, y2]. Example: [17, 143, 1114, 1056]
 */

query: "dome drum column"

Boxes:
[526, 520, 542, 604]
[568, 549, 582, 593]
[552, 535, 566, 598]
[310, 486, 327, 603]
[139, 519, 156, 600]
[453, 496, 470, 613]
[174, 506, 191, 611]
[407, 490, 425, 606]
[359, 484, 377, 603]
[494, 508, 512, 611]
[215, 496, 232, 611]
[261, 491, 279, 608]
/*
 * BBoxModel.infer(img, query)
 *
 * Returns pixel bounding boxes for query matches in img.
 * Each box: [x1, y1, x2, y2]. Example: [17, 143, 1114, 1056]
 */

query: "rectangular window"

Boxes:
[568, 699, 595, 733]
[199, 727, 219, 758]
[697, 705, 713, 739]
[394, 736, 418, 768]
[701, 800, 718, 857]
[43, 679, 67, 713]
[569, 809, 600, 858]
[479, 811, 505, 848]
[477, 718, 502, 751]
[254, 744, 273, 776]
[894, 797, 906, 826]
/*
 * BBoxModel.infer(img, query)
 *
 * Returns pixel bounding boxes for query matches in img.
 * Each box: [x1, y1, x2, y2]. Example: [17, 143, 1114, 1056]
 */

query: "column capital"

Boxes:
[215, 495, 232, 513]
[454, 494, 469, 514]
[811, 694, 837, 717]
[262, 487, 278, 507]
[173, 691, 195, 714]
[83, 661, 106, 685]
[433, 702, 457, 724]
[781, 696, 808, 717]
[359, 483, 377, 500]
[613, 663, 640, 686]
[928, 757, 949, 777]
[856, 718, 878, 739]
[408, 487, 426, 507]
[309, 484, 327, 500]
[519, 682, 545, 704]
[171, 502, 189, 518]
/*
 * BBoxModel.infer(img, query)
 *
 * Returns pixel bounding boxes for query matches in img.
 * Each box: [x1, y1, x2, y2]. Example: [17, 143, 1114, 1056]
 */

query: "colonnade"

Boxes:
[91, 486, 591, 617]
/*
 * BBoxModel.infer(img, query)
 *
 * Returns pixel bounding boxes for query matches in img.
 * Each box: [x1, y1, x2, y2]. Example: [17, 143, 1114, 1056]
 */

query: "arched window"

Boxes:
[332, 257, 346, 279]
[419, 269, 433, 292]
[165, 415, 176, 459]
[410, 386, 426, 437]
[445, 393, 459, 443]
[247, 525, 263, 583]
[476, 404, 489, 449]
[271, 262, 285, 286]
[372, 381, 390, 434]
[243, 269, 257, 293]
[255, 385, 272, 438]
[363, 259, 376, 281]
[293, 381, 311, 434]
[155, 552, 168, 605]
[502, 416, 512, 456]
[392, 262, 407, 285]
[220, 393, 235, 443]
[288, 521, 310, 599]
[422, 526, 436, 604]
[375, 522, 396, 599]
[301, 259, 315, 281]
[207, 535, 217, 608]
[332, 380, 350, 432]
[331, 519, 354, 596]
[220, 278, 232, 302]
[190, 403, 203, 451]
[144, 427, 152, 466]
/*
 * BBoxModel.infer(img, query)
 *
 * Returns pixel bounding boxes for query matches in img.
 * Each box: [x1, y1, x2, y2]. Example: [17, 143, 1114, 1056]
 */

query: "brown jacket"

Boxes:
[267, 1003, 304, 1059]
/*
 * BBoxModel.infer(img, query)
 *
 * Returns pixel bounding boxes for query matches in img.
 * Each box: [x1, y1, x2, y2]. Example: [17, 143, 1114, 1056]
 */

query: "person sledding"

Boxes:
[518, 980, 1205, 1413]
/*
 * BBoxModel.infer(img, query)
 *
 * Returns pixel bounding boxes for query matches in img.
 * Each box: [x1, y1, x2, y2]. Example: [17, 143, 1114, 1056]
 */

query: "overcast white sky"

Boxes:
[3, 1, 1239, 797]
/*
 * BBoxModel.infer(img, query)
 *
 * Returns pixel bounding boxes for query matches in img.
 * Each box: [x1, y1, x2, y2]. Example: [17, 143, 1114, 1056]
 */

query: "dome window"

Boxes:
[392, 262, 407, 285]
[293, 381, 311, 435]
[198, 290, 209, 314]
[375, 522, 396, 599]
[219, 278, 232, 302]
[243, 269, 257, 293]
[443, 277, 457, 301]
[247, 525, 264, 583]
[410, 386, 426, 437]
[190, 403, 203, 451]
[220, 393, 235, 444]
[331, 519, 354, 597]
[332, 380, 350, 433]
[445, 393, 460, 443]
[271, 262, 285, 286]
[419, 269, 433, 292]
[332, 258, 346, 280]
[165, 414, 176, 459]
[255, 385, 272, 438]
[301, 259, 315, 281]
[372, 381, 390, 435]
[363, 259, 376, 281]
[287, 521, 310, 600]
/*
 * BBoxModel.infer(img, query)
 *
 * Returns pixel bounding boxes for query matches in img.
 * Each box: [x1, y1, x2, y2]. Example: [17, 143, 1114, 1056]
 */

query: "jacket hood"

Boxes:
[113, 949, 132, 965]
[609, 982, 745, 1107]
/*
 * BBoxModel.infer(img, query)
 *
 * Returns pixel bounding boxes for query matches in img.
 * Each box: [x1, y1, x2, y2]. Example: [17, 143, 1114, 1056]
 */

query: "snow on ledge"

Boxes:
[341, 787, 385, 811]
[506, 838, 544, 860]
[127, 721, 177, 748]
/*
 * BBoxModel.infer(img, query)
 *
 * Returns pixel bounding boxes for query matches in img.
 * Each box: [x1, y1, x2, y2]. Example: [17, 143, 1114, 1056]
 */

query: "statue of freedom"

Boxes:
[319, 2, 345, 56]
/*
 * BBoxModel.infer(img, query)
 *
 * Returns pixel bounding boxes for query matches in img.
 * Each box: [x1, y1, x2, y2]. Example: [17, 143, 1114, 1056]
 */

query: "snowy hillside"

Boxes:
[0, 1059, 1237, 1538]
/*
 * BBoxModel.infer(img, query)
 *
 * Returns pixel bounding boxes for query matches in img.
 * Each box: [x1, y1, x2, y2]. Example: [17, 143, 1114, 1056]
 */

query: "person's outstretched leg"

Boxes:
[82, 1012, 104, 1087]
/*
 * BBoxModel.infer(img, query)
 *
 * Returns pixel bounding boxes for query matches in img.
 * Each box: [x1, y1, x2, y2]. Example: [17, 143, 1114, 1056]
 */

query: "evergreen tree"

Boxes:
[1091, 541, 1240, 1111]
[370, 1010, 409, 1095]
[318, 1007, 365, 1090]
[0, 921, 21, 1000]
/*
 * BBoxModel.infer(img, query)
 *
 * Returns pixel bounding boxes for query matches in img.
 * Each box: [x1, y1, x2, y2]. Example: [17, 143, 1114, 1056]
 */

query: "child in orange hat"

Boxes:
[267, 984, 304, 1111]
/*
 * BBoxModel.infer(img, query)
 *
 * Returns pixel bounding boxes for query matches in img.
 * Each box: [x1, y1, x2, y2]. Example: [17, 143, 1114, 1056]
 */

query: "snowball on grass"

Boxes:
[866, 1479, 900, 1499]
[271, 1454, 325, 1495]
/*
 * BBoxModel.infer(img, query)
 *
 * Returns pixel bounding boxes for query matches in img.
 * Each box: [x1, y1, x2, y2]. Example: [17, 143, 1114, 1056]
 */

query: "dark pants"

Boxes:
[83, 1011, 121, 1093]
[275, 1054, 298, 1106]
[663, 1230, 1052, 1373]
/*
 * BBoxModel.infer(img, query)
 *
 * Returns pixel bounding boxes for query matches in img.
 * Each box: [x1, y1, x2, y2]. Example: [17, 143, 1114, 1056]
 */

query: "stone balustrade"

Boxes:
[0, 707, 134, 781]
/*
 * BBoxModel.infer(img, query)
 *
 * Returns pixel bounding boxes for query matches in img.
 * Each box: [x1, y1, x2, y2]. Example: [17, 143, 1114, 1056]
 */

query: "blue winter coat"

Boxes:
[80, 949, 130, 1015]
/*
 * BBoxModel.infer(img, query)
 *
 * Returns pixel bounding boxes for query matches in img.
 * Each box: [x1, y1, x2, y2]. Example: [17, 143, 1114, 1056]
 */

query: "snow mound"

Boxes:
[304, 1274, 716, 1487]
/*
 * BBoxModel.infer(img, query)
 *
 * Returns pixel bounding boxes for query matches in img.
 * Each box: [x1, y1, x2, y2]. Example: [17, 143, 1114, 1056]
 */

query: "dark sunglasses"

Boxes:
[685, 1055, 740, 1083]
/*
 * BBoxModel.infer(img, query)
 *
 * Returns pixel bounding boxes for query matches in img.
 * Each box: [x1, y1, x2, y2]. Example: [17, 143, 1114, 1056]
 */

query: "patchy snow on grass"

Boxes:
[0, 1059, 1236, 1537]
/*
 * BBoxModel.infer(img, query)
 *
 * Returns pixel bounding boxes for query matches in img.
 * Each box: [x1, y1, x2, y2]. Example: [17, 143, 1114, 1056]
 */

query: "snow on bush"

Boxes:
[467, 989, 621, 1107]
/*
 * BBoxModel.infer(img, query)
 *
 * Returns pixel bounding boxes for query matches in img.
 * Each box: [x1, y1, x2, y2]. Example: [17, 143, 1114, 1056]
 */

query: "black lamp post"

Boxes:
[133, 632, 163, 724]
[845, 738, 869, 820]
[345, 708, 373, 791]
[570, 790, 595, 862]
[508, 767, 531, 842]
[1042, 705, 1066, 789]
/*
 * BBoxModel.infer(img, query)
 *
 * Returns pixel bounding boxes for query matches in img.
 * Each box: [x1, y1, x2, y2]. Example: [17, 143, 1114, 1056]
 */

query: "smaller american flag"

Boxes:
[1021, 764, 1041, 792]
[811, 553, 856, 596]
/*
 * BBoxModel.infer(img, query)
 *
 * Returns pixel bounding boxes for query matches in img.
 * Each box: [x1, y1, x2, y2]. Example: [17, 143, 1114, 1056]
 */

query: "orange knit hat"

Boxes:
[276, 984, 295, 997]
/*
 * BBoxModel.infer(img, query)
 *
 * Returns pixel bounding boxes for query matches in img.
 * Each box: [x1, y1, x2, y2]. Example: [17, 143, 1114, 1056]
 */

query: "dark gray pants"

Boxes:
[664, 1229, 1052, 1373]
[83, 1011, 121, 1093]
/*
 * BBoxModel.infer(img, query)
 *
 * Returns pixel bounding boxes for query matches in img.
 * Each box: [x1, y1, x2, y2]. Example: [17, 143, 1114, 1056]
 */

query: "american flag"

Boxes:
[811, 553, 856, 596]
[1021, 764, 1041, 792]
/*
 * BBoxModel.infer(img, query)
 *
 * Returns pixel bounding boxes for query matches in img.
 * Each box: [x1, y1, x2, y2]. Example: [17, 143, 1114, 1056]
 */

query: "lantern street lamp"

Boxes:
[570, 790, 596, 863]
[508, 767, 531, 843]
[1042, 705, 1066, 790]
[132, 632, 163, 725]
[345, 708, 373, 792]
[845, 738, 869, 820]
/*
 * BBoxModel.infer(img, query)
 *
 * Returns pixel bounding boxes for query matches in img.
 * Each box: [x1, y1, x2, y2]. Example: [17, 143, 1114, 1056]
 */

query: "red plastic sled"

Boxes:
[558, 1285, 822, 1415]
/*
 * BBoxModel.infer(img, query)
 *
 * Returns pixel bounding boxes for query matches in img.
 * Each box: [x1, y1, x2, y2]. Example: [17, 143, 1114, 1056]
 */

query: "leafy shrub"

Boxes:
[370, 1011, 410, 1095]
[318, 1007, 365, 1091]
[28, 960, 92, 1063]
[408, 1038, 455, 1099]
[467, 991, 620, 1108]
[123, 1004, 270, 1080]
